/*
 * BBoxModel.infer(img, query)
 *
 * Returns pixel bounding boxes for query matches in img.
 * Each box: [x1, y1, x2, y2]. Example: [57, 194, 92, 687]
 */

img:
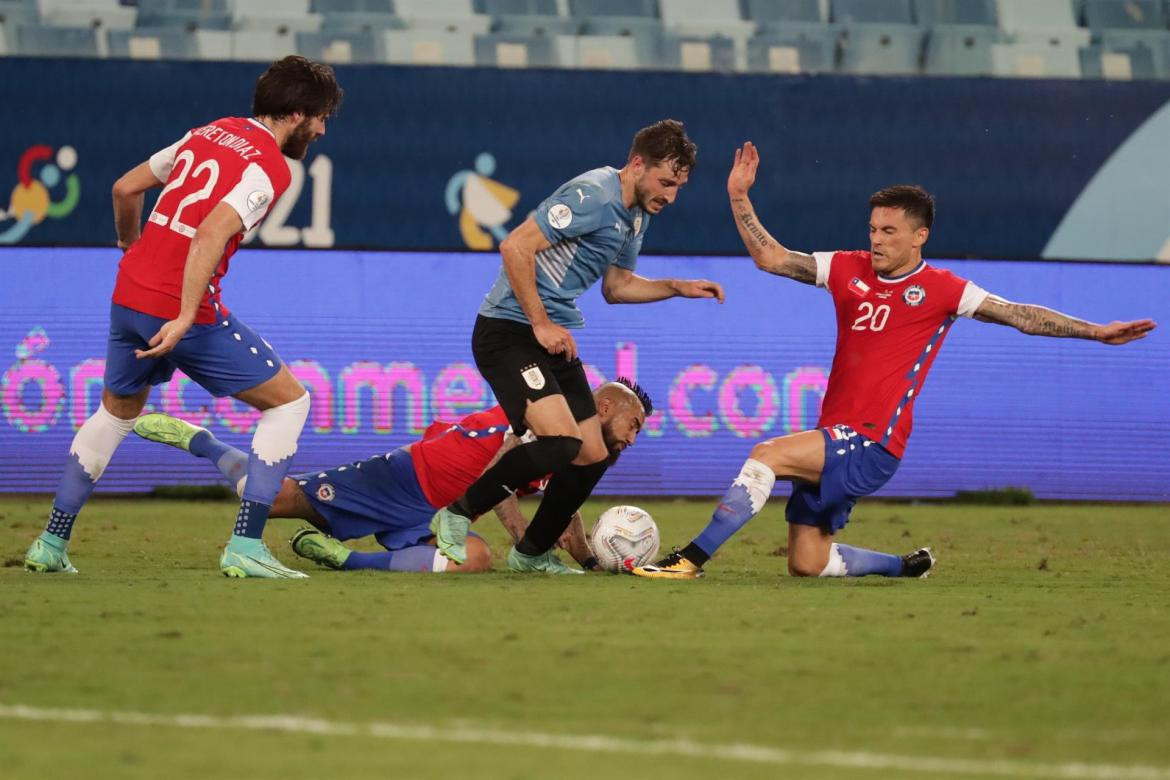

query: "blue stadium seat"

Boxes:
[311, 0, 394, 11]
[1079, 40, 1161, 78]
[38, 0, 136, 31]
[393, 0, 489, 35]
[296, 29, 381, 62]
[914, 0, 997, 26]
[495, 14, 578, 35]
[1082, 0, 1166, 31]
[569, 0, 657, 19]
[136, 0, 232, 31]
[474, 31, 558, 66]
[1101, 28, 1170, 73]
[479, 0, 558, 14]
[747, 26, 838, 71]
[0, 1, 39, 53]
[924, 23, 999, 74]
[15, 23, 100, 56]
[832, 0, 913, 24]
[108, 27, 196, 59]
[656, 33, 737, 71]
[553, 32, 642, 68]
[233, 0, 322, 34]
[382, 27, 475, 64]
[839, 23, 923, 74]
[743, 0, 825, 27]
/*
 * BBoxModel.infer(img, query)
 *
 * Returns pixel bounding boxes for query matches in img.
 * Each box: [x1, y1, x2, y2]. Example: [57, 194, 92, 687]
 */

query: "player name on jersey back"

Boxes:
[188, 123, 266, 161]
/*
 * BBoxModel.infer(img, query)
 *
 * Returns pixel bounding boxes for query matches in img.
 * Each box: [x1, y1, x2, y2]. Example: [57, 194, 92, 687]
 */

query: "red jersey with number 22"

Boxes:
[815, 250, 988, 458]
[112, 117, 291, 324]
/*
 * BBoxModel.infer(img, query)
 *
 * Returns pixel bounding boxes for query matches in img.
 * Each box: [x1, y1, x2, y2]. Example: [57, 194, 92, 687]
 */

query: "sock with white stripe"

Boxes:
[820, 543, 904, 577]
[688, 458, 777, 566]
[234, 393, 309, 539]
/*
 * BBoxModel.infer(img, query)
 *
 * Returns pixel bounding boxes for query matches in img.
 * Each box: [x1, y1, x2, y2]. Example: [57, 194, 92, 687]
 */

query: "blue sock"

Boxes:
[43, 454, 98, 543]
[44, 507, 78, 542]
[691, 459, 776, 563]
[233, 499, 272, 539]
[189, 431, 249, 485]
[835, 543, 904, 577]
[344, 546, 438, 572]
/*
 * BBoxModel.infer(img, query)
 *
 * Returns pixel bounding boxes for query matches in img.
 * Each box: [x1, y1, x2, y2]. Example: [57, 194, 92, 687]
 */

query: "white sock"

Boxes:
[72, 404, 137, 481]
[819, 543, 849, 577]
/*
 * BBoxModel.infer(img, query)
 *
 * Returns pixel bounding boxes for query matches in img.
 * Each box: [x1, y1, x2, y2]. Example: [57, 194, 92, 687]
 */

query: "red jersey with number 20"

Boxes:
[112, 117, 291, 324]
[814, 250, 989, 458]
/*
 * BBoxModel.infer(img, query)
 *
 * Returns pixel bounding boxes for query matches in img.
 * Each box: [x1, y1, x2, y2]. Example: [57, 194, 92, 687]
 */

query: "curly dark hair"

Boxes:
[253, 55, 343, 121]
[628, 119, 696, 175]
[614, 376, 653, 417]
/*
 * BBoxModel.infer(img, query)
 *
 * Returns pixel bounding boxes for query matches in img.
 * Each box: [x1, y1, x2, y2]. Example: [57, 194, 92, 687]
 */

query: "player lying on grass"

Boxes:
[134, 379, 651, 574]
[634, 142, 1156, 582]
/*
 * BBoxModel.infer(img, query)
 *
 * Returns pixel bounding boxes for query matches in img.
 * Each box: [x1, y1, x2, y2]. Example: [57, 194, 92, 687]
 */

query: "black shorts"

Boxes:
[472, 315, 597, 436]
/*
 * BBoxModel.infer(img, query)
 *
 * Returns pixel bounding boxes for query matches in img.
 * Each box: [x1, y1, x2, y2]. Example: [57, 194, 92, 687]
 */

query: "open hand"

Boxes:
[1096, 319, 1157, 345]
[675, 279, 725, 303]
[728, 142, 760, 199]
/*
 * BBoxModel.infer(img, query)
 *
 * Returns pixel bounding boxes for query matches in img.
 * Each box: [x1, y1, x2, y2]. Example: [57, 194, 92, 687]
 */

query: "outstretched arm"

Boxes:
[973, 296, 1156, 344]
[112, 161, 165, 250]
[727, 142, 818, 286]
[492, 498, 597, 569]
[602, 266, 724, 304]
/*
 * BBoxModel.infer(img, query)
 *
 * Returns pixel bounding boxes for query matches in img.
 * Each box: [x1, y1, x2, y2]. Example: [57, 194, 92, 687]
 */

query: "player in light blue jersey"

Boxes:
[430, 120, 725, 573]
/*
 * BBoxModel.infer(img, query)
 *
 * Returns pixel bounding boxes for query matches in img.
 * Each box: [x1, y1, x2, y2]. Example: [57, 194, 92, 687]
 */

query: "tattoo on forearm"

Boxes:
[981, 302, 1095, 338]
[731, 199, 771, 250]
[786, 252, 818, 284]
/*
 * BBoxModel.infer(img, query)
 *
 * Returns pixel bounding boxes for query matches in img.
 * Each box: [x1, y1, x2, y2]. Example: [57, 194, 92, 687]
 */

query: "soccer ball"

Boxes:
[589, 505, 660, 573]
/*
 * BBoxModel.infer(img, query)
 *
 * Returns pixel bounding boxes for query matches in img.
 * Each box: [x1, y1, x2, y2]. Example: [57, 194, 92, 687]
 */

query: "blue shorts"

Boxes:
[296, 447, 438, 552]
[786, 425, 901, 534]
[104, 302, 282, 397]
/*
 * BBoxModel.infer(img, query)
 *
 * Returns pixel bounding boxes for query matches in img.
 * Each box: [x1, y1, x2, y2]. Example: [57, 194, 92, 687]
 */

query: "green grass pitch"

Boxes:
[1, 496, 1168, 779]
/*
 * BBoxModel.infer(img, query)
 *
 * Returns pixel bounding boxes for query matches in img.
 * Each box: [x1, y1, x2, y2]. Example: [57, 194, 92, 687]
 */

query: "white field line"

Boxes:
[1, 704, 1169, 780]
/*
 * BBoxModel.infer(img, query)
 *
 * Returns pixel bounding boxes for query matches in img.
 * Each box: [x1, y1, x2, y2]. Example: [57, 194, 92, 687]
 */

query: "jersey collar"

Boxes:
[248, 118, 277, 139]
[877, 260, 927, 284]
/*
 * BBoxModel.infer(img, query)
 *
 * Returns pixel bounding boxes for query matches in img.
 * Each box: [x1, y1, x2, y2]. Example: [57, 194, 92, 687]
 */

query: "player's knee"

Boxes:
[787, 551, 827, 578]
[749, 439, 781, 468]
[533, 434, 583, 472]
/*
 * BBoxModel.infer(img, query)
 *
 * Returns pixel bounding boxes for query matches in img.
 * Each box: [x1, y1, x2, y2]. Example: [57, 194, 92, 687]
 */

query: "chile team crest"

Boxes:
[903, 285, 926, 306]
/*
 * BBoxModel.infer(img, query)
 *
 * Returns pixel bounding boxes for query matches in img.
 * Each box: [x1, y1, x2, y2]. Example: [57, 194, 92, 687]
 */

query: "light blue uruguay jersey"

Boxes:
[479, 166, 648, 329]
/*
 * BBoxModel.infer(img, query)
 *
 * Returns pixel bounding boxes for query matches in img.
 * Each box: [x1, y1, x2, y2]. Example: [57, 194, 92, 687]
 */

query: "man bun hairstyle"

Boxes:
[253, 55, 343, 121]
[869, 185, 935, 230]
[629, 119, 697, 175]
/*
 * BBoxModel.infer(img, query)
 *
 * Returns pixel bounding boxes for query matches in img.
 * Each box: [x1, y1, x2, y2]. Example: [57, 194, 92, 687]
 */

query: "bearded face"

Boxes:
[280, 116, 320, 160]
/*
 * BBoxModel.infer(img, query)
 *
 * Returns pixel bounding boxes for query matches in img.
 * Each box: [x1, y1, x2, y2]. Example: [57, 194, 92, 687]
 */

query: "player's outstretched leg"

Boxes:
[25, 398, 141, 574]
[634, 457, 776, 580]
[221, 385, 311, 579]
[506, 546, 582, 575]
[134, 413, 249, 490]
[292, 529, 493, 573]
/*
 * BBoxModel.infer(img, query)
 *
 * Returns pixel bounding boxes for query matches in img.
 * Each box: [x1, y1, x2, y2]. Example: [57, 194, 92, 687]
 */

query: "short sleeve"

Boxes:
[220, 162, 276, 231]
[956, 281, 991, 318]
[615, 233, 642, 271]
[812, 251, 837, 289]
[533, 182, 610, 245]
[148, 132, 192, 182]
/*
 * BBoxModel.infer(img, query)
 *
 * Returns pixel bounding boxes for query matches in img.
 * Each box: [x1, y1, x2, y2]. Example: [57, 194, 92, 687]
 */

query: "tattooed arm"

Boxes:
[727, 142, 818, 285]
[974, 296, 1156, 345]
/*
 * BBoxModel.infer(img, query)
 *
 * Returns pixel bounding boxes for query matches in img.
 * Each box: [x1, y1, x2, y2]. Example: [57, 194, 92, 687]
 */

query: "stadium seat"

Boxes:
[746, 26, 838, 72]
[659, 0, 756, 40]
[553, 32, 640, 68]
[474, 31, 557, 66]
[393, 0, 489, 35]
[382, 27, 475, 64]
[296, 29, 381, 62]
[1101, 28, 1170, 74]
[494, 14, 578, 36]
[569, 0, 656, 19]
[1078, 41, 1160, 78]
[15, 22, 100, 56]
[1082, 0, 1167, 31]
[839, 22, 923, 74]
[995, 0, 1078, 37]
[831, 0, 914, 24]
[311, 0, 404, 34]
[135, 0, 232, 31]
[913, 0, 997, 26]
[656, 32, 737, 71]
[744, 0, 825, 28]
[221, 29, 299, 60]
[0, 1, 38, 53]
[37, 0, 135, 31]
[232, 0, 322, 34]
[991, 40, 1082, 76]
[924, 23, 1000, 75]
[108, 27, 196, 59]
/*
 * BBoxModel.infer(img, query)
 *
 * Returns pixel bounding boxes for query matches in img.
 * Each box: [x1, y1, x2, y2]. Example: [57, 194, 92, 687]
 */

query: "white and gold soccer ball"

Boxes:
[589, 505, 660, 573]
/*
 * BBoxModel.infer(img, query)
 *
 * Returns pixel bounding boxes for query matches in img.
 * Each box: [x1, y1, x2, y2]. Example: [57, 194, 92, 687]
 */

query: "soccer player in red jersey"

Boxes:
[129, 380, 651, 574]
[23, 56, 343, 579]
[636, 142, 1156, 581]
